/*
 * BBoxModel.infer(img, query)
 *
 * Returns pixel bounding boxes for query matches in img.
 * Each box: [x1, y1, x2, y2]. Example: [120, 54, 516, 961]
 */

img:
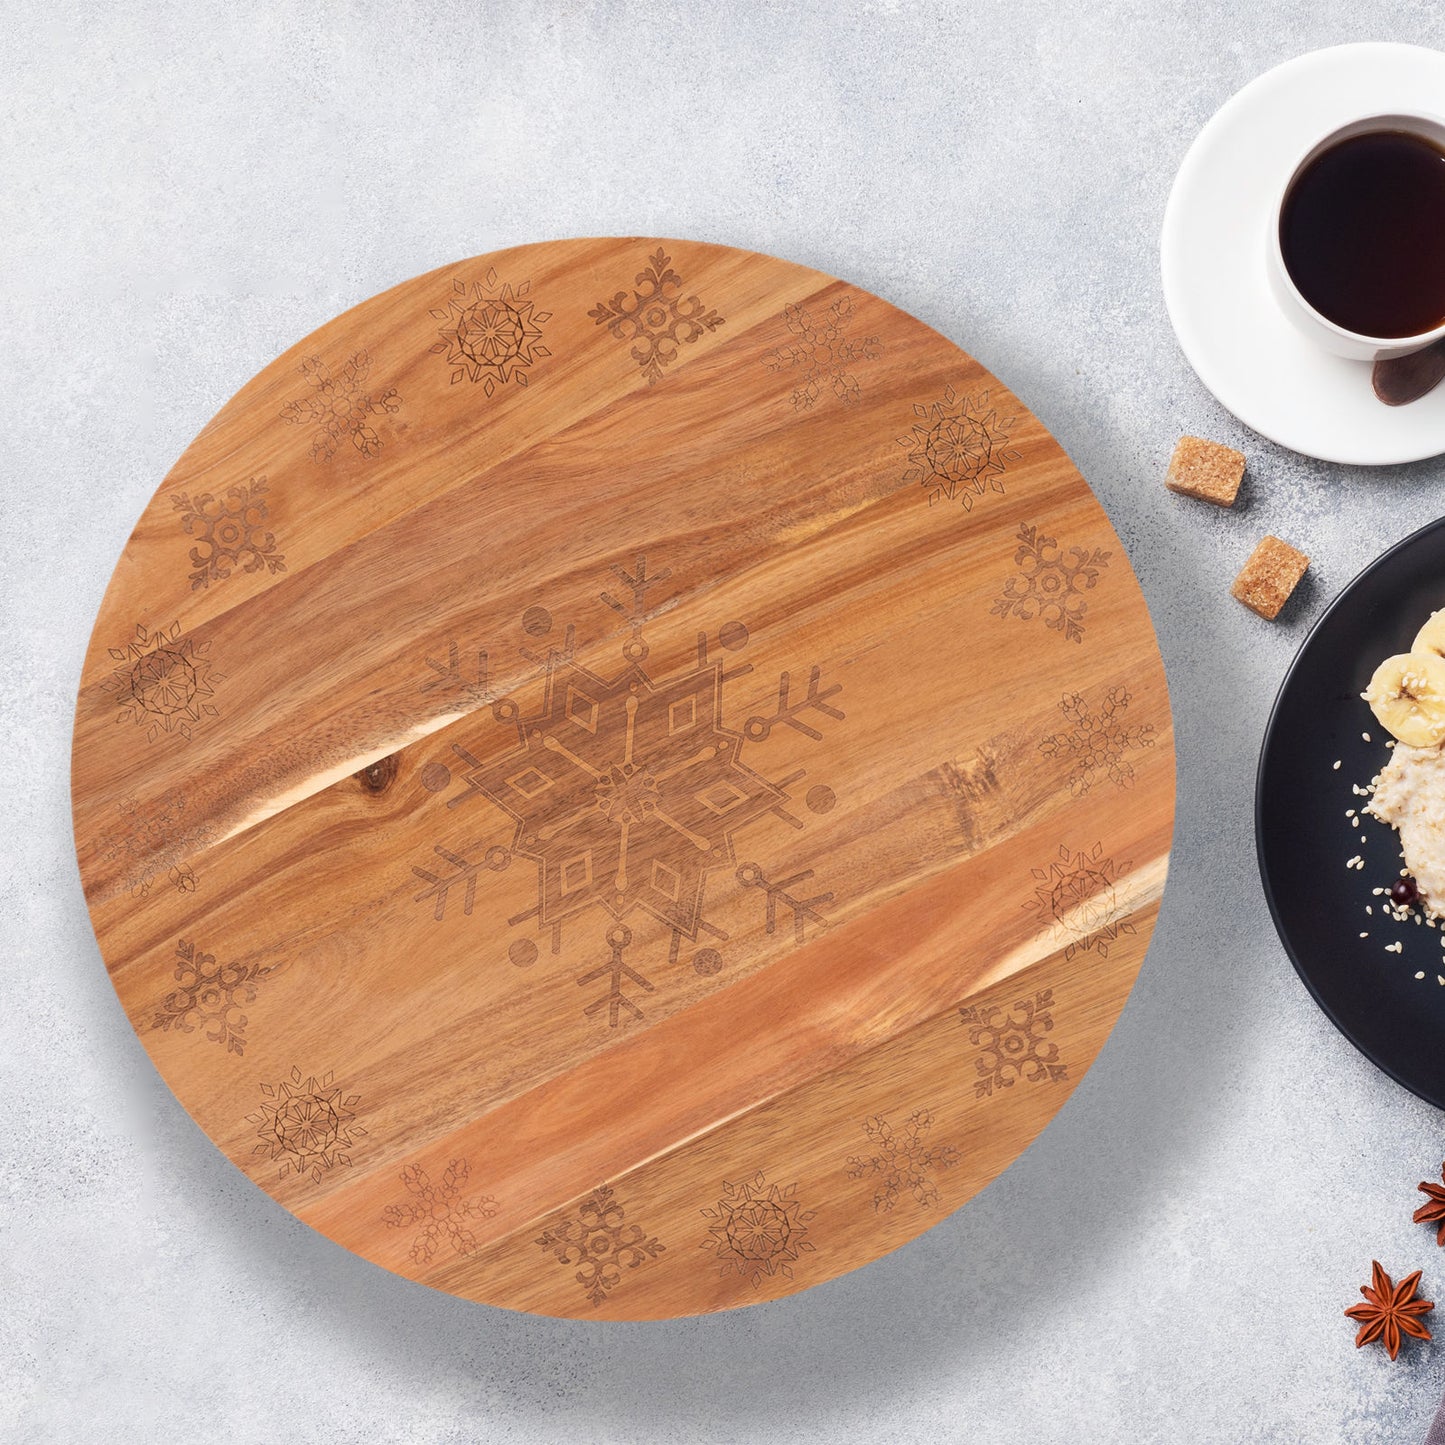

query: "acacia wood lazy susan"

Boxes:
[71, 238, 1175, 1317]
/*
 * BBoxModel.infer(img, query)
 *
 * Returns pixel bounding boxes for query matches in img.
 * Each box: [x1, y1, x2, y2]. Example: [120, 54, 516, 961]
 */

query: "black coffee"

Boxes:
[1279, 129, 1445, 339]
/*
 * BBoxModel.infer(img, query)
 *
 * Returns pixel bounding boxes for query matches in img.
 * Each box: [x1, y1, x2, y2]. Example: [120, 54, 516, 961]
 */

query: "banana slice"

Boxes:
[1364, 651, 1445, 747]
[1413, 607, 1445, 662]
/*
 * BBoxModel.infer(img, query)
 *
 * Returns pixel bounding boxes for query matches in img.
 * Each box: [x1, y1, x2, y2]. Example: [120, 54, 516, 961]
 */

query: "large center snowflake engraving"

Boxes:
[431, 269, 551, 394]
[412, 555, 844, 1028]
[459, 638, 781, 944]
[700, 1171, 816, 1287]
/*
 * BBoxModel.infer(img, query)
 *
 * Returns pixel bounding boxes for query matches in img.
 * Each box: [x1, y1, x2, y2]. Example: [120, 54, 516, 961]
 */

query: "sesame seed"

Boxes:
[1334, 760, 1342, 770]
[1417, 972, 1427, 980]
[1363, 732, 1372, 742]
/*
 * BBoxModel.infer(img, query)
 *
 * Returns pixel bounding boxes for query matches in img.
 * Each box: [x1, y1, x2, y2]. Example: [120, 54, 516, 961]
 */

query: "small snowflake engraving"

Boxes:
[536, 1185, 665, 1306]
[589, 248, 724, 384]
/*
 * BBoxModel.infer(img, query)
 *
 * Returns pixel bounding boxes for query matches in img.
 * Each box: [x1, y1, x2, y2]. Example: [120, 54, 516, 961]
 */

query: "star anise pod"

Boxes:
[1344, 1261, 1434, 1360]
[1416, 1165, 1445, 1246]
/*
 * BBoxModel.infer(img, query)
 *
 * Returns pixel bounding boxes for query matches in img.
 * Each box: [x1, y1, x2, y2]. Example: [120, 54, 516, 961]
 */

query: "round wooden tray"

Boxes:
[71, 239, 1174, 1318]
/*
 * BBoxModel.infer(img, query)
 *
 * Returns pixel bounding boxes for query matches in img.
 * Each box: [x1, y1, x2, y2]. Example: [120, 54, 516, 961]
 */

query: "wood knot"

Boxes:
[356, 753, 400, 794]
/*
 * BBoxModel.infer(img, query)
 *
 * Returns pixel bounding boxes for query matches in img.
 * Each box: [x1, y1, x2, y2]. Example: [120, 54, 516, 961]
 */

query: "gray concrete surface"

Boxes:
[4, 2, 1445, 1441]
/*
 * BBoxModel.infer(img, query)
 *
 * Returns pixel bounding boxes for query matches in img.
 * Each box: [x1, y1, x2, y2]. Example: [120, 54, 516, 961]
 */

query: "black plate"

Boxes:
[1257, 515, 1445, 1111]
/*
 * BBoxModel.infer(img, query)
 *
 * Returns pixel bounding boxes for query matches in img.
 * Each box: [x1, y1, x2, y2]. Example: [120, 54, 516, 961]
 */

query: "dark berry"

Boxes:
[1390, 877, 1420, 907]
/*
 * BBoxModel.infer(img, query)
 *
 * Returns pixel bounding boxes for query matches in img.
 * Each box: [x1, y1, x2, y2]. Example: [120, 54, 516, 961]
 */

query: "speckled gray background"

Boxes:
[5, 3, 1445, 1441]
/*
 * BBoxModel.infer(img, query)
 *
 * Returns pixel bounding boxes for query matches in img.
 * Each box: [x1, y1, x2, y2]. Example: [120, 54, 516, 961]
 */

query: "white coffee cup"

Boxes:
[1268, 112, 1445, 362]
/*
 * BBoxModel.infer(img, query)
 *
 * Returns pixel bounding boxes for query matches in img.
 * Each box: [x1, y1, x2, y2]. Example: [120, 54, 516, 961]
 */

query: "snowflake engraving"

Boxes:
[170, 477, 286, 589]
[413, 556, 843, 1029]
[846, 1110, 958, 1211]
[1027, 842, 1135, 960]
[536, 1184, 665, 1306]
[430, 270, 551, 393]
[1039, 688, 1156, 795]
[450, 587, 782, 946]
[419, 640, 495, 707]
[104, 621, 223, 743]
[959, 989, 1068, 1099]
[95, 788, 217, 897]
[735, 863, 832, 944]
[742, 667, 845, 743]
[763, 297, 880, 409]
[248, 1067, 366, 1183]
[280, 352, 401, 461]
[991, 523, 1111, 643]
[412, 841, 511, 920]
[701, 1171, 816, 1287]
[383, 1159, 496, 1264]
[900, 384, 1021, 509]
[577, 923, 655, 1028]
[151, 939, 270, 1055]
[589, 247, 725, 385]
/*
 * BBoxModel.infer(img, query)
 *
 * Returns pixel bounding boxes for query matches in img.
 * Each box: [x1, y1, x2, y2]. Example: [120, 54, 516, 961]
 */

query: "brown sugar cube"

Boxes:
[1165, 435, 1246, 506]
[1231, 535, 1310, 620]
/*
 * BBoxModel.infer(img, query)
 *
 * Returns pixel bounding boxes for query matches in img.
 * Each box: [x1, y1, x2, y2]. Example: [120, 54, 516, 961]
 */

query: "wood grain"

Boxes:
[70, 238, 1174, 1317]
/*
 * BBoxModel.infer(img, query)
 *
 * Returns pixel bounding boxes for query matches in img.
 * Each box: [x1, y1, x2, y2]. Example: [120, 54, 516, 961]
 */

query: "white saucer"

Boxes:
[1161, 43, 1445, 466]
